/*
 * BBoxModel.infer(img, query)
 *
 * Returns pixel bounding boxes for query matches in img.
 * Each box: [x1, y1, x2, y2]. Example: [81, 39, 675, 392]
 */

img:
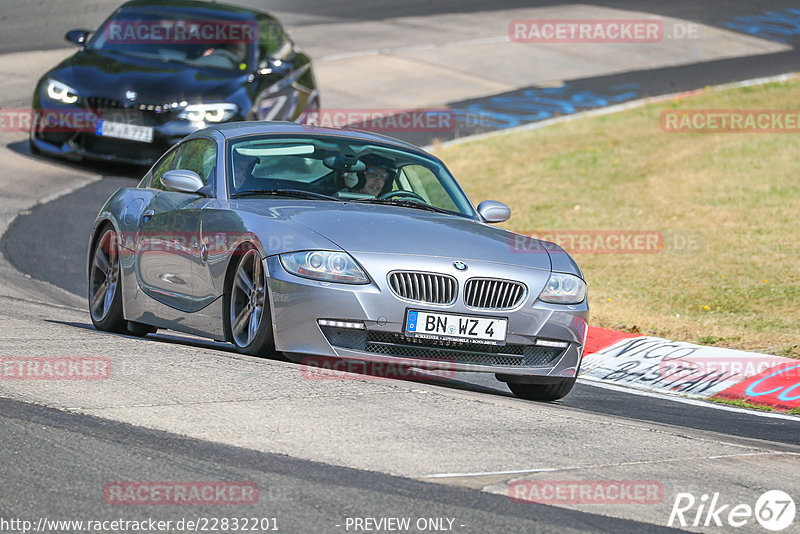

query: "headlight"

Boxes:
[538, 272, 587, 304]
[178, 103, 238, 123]
[280, 251, 369, 284]
[45, 79, 79, 104]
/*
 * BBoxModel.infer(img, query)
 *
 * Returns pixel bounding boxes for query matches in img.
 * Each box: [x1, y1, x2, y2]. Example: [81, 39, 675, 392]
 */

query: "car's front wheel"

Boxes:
[506, 378, 576, 401]
[227, 247, 275, 356]
[28, 136, 41, 155]
[88, 226, 126, 333]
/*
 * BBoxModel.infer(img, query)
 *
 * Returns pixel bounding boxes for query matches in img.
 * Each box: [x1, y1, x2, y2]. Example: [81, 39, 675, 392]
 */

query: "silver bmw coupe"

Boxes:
[88, 122, 589, 400]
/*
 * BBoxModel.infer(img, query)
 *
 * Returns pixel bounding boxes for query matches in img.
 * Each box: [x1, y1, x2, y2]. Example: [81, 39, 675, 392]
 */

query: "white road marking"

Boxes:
[421, 451, 800, 479]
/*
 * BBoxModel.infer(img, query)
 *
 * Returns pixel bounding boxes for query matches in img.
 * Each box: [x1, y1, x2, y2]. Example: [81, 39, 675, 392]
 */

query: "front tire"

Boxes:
[227, 247, 275, 355]
[88, 226, 126, 333]
[507, 378, 576, 401]
[28, 137, 41, 155]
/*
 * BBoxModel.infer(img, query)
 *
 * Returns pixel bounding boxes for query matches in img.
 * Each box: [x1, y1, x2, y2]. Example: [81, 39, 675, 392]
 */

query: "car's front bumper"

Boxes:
[29, 98, 244, 165]
[265, 253, 588, 380]
[31, 118, 195, 166]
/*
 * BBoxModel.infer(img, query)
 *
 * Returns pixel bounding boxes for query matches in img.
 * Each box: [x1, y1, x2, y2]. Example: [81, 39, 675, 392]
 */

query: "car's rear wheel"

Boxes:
[507, 378, 576, 401]
[227, 247, 275, 355]
[88, 226, 126, 333]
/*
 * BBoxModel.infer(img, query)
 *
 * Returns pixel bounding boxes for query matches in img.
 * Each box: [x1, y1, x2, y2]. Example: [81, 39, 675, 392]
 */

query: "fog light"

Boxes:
[317, 319, 365, 329]
[535, 339, 569, 348]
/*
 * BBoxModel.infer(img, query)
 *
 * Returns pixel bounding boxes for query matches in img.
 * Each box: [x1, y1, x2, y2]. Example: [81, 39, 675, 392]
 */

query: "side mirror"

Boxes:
[65, 30, 91, 46]
[162, 169, 206, 194]
[477, 200, 511, 223]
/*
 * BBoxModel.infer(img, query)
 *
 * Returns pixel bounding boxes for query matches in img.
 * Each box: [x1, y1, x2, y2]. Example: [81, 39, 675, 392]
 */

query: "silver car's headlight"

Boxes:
[279, 251, 369, 284]
[178, 103, 238, 123]
[538, 272, 587, 304]
[45, 78, 79, 104]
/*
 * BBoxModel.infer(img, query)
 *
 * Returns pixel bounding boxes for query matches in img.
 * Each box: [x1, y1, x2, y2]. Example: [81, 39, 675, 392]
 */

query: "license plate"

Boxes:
[405, 310, 507, 345]
[96, 120, 153, 143]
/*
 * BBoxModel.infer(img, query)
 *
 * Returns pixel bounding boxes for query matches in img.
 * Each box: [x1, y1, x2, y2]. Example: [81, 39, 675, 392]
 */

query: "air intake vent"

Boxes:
[464, 278, 526, 310]
[87, 97, 126, 110]
[388, 271, 457, 305]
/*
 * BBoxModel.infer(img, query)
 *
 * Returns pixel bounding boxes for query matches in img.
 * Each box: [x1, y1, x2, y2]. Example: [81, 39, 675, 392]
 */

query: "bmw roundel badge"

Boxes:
[453, 261, 468, 271]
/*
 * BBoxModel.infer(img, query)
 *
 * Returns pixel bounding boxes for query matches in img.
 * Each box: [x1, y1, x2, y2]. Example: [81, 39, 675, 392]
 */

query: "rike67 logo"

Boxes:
[668, 490, 795, 531]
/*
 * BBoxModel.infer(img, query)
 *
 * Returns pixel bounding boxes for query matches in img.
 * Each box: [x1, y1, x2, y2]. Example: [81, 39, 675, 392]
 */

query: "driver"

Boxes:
[232, 151, 259, 190]
[347, 154, 395, 196]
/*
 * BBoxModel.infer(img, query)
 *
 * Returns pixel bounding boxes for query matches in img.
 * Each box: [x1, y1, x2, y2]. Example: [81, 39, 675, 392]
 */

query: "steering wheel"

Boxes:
[198, 48, 240, 67]
[379, 190, 427, 202]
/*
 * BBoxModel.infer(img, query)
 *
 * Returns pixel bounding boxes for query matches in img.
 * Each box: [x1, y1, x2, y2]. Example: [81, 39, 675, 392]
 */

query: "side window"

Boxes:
[258, 18, 290, 60]
[172, 139, 217, 190]
[150, 148, 178, 191]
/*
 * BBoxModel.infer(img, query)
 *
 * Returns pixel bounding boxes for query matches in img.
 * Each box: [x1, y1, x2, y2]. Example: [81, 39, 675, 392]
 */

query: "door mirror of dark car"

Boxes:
[65, 30, 91, 46]
[477, 200, 511, 223]
[162, 170, 206, 195]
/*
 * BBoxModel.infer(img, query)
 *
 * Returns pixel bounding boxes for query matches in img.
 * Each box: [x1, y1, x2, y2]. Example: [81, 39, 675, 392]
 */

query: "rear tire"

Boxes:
[507, 378, 576, 401]
[88, 226, 126, 333]
[226, 247, 275, 356]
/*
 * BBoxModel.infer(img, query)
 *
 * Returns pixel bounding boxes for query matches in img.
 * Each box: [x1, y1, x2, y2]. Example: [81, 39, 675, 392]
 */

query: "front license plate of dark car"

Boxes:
[405, 310, 507, 345]
[96, 120, 154, 143]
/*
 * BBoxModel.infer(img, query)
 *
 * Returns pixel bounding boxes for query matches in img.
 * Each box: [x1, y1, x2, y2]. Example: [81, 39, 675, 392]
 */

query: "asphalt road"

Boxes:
[2, 397, 675, 534]
[3, 0, 800, 54]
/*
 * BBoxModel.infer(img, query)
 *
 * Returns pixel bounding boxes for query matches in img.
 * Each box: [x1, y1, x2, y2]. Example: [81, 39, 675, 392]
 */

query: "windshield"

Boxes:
[227, 135, 476, 217]
[87, 9, 254, 72]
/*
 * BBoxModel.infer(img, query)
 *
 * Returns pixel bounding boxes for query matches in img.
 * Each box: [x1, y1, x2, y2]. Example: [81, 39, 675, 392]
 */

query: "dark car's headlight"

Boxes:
[279, 251, 369, 284]
[45, 78, 79, 104]
[538, 272, 587, 304]
[178, 103, 238, 123]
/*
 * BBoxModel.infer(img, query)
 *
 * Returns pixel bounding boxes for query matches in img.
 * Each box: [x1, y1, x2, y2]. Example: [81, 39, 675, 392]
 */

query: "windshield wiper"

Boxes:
[231, 189, 339, 201]
[354, 197, 454, 215]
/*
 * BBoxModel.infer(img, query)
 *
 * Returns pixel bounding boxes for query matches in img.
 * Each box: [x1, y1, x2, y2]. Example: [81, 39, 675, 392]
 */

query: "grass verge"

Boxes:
[709, 396, 800, 415]
[433, 77, 800, 357]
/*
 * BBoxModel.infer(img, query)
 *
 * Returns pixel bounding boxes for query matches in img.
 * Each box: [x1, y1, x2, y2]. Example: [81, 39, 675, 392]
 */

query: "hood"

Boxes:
[47, 49, 245, 103]
[234, 201, 553, 271]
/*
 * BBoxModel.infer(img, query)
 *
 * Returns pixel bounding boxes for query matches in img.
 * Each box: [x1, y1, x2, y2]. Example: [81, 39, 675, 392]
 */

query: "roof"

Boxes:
[119, 0, 268, 20]
[211, 121, 432, 157]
